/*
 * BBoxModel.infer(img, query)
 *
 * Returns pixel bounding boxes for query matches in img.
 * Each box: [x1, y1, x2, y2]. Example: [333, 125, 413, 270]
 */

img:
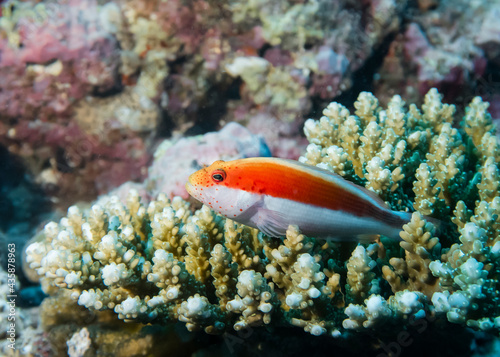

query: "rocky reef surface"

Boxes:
[2, 0, 499, 207]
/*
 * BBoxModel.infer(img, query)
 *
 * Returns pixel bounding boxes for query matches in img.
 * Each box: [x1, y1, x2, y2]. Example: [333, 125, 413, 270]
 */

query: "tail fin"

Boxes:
[392, 211, 413, 226]
[373, 210, 442, 241]
[393, 211, 442, 234]
[422, 214, 443, 233]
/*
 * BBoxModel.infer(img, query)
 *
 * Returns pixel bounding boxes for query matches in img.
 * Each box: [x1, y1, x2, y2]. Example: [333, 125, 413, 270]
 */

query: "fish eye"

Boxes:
[211, 169, 226, 182]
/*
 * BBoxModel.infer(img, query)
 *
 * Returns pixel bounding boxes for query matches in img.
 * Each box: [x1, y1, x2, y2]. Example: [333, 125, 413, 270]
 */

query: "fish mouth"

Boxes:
[185, 182, 194, 195]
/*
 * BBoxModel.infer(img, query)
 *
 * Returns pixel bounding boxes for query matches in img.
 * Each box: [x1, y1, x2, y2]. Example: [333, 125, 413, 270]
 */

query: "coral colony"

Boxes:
[1, 0, 500, 355]
[25, 89, 500, 353]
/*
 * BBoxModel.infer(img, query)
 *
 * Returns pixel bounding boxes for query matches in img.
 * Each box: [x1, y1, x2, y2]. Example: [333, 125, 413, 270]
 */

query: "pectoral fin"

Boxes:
[254, 208, 289, 238]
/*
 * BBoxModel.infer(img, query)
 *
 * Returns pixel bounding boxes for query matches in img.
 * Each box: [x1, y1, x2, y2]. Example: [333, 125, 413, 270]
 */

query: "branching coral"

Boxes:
[382, 212, 441, 297]
[301, 88, 500, 334]
[225, 56, 310, 122]
[26, 89, 500, 347]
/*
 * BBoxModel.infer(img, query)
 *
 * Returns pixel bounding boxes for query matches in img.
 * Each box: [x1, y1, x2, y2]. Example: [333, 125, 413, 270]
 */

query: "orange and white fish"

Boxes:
[186, 157, 413, 240]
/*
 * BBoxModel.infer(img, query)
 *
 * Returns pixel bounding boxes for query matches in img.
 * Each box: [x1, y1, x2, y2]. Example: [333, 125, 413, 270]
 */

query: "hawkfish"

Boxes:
[185, 157, 413, 241]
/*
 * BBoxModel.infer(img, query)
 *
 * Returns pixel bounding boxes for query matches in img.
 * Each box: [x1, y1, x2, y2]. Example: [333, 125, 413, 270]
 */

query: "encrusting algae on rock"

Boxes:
[25, 89, 500, 354]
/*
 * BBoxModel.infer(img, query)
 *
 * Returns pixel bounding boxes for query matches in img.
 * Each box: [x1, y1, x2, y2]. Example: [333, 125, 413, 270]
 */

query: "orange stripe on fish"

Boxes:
[186, 157, 413, 240]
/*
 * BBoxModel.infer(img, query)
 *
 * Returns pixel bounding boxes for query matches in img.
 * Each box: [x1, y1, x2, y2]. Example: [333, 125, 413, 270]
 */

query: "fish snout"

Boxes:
[186, 167, 212, 200]
[185, 181, 195, 196]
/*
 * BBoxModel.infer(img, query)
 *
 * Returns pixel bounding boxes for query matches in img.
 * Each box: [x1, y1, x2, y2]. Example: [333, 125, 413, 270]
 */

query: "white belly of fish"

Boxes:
[246, 194, 399, 240]
[199, 185, 401, 240]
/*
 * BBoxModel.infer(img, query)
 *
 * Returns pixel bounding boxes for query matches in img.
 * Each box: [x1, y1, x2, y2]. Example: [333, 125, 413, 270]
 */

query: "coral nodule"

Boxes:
[26, 89, 499, 354]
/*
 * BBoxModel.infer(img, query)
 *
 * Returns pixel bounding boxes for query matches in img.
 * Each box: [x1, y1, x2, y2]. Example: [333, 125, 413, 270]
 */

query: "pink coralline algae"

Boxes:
[146, 122, 270, 200]
[0, 0, 120, 119]
[374, 0, 492, 105]
[94, 122, 270, 205]
[0, 0, 152, 206]
[243, 113, 308, 160]
[3, 119, 149, 207]
[309, 46, 350, 99]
